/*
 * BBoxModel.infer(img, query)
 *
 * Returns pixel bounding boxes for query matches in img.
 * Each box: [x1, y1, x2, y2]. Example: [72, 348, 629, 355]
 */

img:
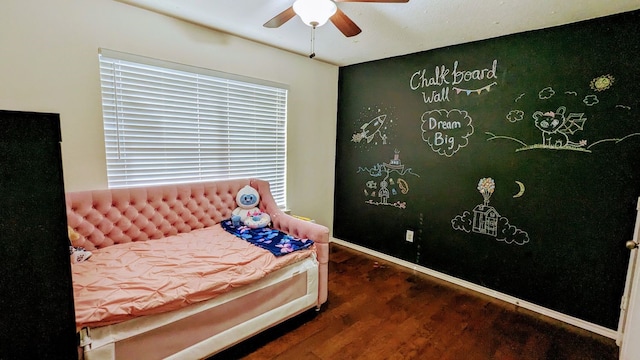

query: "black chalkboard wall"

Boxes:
[334, 10, 640, 329]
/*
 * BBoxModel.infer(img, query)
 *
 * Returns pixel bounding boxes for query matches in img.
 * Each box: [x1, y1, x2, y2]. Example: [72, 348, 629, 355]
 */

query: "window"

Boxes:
[98, 49, 288, 207]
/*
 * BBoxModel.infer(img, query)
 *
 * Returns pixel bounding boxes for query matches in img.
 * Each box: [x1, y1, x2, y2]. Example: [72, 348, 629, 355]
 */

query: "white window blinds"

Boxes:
[98, 50, 287, 207]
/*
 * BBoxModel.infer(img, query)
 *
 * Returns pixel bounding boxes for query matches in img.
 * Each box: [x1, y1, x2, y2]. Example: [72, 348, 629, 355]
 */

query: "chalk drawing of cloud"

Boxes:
[496, 217, 530, 245]
[506, 110, 525, 123]
[421, 109, 474, 157]
[451, 211, 473, 233]
[538, 87, 555, 100]
[583, 94, 599, 106]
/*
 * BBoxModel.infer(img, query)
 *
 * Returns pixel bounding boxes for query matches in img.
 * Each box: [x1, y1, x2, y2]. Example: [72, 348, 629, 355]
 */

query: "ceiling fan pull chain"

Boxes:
[309, 25, 316, 59]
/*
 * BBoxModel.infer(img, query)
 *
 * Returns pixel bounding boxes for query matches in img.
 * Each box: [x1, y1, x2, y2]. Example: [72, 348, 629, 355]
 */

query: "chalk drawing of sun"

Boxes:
[590, 74, 614, 92]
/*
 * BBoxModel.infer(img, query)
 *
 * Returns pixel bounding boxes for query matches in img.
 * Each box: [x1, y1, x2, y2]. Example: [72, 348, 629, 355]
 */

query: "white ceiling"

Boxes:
[116, 0, 640, 66]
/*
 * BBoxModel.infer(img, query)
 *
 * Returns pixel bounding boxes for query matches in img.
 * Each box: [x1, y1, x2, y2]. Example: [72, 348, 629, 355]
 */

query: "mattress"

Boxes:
[80, 256, 319, 359]
[72, 224, 314, 329]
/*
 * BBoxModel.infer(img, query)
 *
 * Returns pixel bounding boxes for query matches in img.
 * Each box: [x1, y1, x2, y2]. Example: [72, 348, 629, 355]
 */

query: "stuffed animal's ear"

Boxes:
[68, 226, 81, 243]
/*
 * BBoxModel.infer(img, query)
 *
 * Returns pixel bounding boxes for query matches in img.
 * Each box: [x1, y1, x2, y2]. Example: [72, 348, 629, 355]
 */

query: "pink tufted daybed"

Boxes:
[65, 178, 329, 359]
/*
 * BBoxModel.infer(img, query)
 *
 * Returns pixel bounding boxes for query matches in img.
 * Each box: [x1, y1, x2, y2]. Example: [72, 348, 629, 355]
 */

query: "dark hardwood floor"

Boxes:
[212, 243, 619, 360]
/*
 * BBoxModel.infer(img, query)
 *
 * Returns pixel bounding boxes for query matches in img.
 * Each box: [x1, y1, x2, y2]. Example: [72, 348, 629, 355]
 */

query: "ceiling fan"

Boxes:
[264, 0, 409, 38]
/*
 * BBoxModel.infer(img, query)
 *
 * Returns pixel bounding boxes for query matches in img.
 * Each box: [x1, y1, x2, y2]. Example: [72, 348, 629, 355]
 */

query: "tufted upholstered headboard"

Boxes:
[65, 179, 251, 250]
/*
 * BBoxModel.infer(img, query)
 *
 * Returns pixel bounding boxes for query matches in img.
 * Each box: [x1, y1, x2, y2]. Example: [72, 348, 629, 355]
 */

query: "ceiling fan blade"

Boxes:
[334, 0, 409, 3]
[330, 8, 362, 37]
[263, 6, 296, 28]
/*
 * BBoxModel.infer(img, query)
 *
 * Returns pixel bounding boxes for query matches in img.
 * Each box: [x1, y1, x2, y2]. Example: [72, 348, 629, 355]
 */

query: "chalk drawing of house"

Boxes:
[472, 204, 500, 237]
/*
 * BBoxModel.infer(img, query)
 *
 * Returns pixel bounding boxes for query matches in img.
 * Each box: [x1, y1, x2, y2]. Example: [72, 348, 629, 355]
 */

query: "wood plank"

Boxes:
[210, 243, 619, 360]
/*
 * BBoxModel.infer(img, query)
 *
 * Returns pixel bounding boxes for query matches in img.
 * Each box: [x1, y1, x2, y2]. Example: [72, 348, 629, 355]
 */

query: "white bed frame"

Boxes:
[79, 255, 318, 359]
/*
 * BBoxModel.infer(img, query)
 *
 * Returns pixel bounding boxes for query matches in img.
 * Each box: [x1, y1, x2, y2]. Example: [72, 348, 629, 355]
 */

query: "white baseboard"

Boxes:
[331, 237, 618, 340]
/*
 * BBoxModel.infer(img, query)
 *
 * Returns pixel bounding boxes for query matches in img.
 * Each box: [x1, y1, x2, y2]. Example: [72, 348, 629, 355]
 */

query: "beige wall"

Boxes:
[0, 0, 338, 229]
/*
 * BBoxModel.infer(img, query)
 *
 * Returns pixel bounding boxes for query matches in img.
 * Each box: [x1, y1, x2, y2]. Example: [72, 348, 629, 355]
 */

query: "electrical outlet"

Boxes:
[406, 230, 414, 242]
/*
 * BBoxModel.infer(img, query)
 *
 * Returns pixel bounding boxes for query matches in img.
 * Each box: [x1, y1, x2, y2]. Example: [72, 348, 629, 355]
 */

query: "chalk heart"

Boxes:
[420, 109, 475, 157]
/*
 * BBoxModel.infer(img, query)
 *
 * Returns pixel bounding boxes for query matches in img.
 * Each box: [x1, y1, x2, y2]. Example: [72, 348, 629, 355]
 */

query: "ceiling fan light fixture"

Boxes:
[293, 0, 337, 28]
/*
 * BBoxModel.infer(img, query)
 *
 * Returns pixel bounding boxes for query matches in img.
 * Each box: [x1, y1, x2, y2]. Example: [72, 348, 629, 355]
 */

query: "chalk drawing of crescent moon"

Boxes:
[513, 181, 525, 198]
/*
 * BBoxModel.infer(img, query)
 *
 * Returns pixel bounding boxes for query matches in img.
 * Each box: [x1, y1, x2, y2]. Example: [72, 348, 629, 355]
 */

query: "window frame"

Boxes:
[98, 49, 288, 207]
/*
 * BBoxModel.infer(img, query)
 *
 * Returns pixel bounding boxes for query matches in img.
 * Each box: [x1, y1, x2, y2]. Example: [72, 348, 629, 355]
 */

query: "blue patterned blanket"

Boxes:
[221, 219, 314, 256]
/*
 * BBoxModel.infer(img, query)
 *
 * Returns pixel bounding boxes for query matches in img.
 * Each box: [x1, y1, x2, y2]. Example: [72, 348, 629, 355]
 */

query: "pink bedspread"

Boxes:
[72, 225, 314, 328]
